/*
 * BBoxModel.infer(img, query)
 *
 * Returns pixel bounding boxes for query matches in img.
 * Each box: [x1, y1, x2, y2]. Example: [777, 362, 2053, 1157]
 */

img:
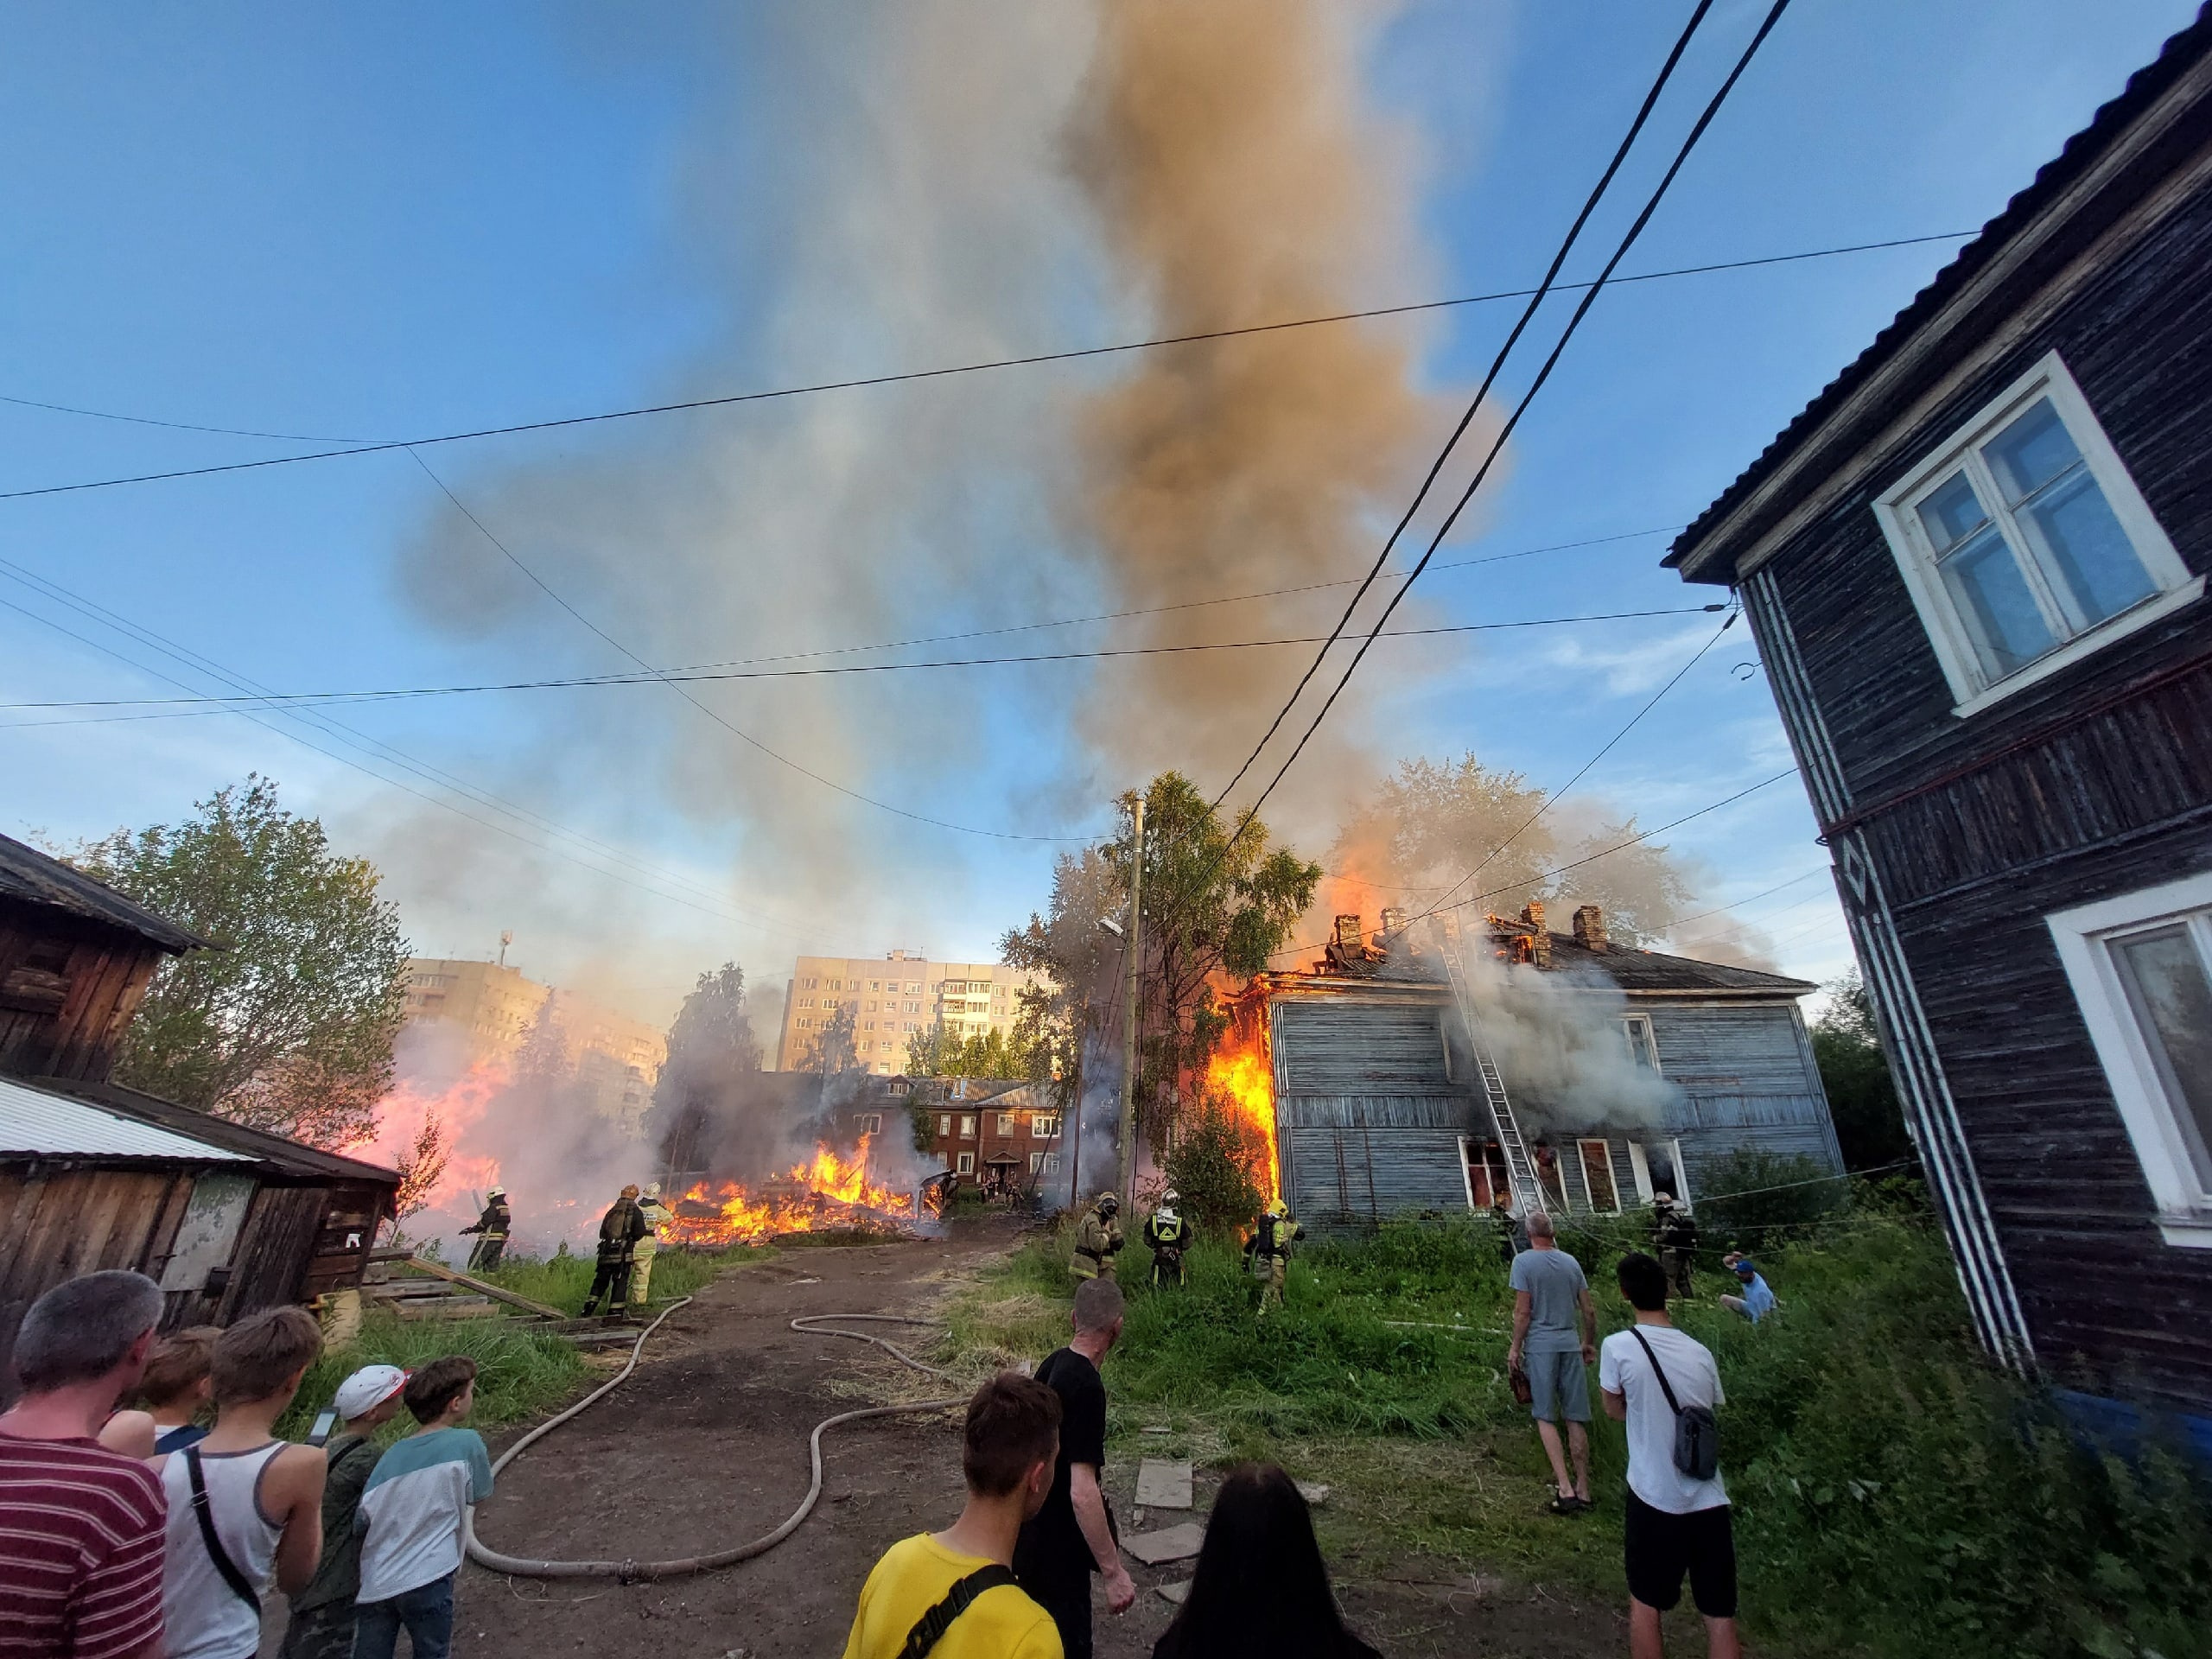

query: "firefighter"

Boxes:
[1654, 1191, 1699, 1301]
[629, 1181, 677, 1308]
[1245, 1198, 1302, 1314]
[1142, 1191, 1188, 1289]
[458, 1185, 510, 1273]
[1071, 1192, 1124, 1281]
[581, 1184, 649, 1317]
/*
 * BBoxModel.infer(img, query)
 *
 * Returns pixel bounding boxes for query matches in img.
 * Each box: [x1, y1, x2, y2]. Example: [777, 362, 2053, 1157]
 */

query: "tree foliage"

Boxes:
[390, 1112, 452, 1225]
[1115, 772, 1319, 1142]
[650, 963, 764, 1177]
[72, 777, 410, 1149]
[999, 846, 1121, 1110]
[1812, 969, 1916, 1172]
[1160, 1094, 1266, 1234]
[904, 1021, 1042, 1082]
[806, 1001, 861, 1076]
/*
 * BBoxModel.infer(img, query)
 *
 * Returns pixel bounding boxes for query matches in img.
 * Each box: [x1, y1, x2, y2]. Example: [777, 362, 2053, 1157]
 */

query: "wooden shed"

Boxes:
[1664, 8, 2212, 1427]
[1, 831, 208, 1084]
[0, 1074, 397, 1400]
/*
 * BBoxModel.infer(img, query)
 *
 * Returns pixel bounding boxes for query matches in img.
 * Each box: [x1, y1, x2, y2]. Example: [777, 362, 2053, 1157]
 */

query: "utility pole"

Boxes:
[1117, 794, 1144, 1204]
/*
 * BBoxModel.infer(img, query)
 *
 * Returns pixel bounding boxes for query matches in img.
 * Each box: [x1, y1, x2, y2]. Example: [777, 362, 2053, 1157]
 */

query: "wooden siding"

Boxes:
[216, 1185, 327, 1323]
[0, 903, 166, 1084]
[1738, 174, 2212, 1409]
[1273, 1002, 1454, 1095]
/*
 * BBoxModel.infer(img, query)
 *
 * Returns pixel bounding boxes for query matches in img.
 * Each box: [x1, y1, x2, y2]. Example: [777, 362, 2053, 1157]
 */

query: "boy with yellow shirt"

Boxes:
[842, 1374, 1065, 1659]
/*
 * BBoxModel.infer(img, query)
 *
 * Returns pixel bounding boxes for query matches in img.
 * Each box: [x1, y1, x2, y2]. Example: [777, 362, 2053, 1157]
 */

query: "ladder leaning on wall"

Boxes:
[1430, 912, 1549, 1218]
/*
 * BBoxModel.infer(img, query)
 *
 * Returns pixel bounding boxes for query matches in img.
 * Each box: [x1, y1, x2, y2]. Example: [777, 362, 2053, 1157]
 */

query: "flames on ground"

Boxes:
[1205, 1002, 1281, 1206]
[666, 1135, 919, 1246]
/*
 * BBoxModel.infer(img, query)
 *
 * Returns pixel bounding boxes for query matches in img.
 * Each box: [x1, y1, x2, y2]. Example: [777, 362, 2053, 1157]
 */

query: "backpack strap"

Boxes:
[1630, 1328, 1685, 1418]
[897, 1565, 1020, 1659]
[183, 1446, 264, 1616]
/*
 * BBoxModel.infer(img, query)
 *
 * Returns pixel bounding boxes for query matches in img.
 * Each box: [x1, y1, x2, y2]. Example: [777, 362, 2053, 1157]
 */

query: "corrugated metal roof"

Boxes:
[0, 1076, 254, 1163]
[0, 833, 212, 953]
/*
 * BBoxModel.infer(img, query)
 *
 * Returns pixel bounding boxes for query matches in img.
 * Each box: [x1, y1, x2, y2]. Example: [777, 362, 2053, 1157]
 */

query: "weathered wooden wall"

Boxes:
[1740, 173, 2212, 1410]
[0, 903, 166, 1084]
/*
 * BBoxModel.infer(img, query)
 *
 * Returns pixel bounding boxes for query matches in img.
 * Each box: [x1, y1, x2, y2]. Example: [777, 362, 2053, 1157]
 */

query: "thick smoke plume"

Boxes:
[1459, 950, 1680, 1134]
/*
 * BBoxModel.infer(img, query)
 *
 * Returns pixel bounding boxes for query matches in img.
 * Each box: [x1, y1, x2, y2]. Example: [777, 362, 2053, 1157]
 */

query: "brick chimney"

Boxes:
[1519, 903, 1551, 969]
[1572, 904, 1608, 952]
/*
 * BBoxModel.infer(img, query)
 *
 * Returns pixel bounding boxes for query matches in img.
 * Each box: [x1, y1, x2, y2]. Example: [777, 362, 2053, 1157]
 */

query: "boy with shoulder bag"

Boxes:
[1599, 1253, 1738, 1659]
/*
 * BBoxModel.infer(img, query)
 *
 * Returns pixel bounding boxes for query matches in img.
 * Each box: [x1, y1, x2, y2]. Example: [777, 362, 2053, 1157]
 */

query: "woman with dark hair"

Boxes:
[1153, 1464, 1382, 1659]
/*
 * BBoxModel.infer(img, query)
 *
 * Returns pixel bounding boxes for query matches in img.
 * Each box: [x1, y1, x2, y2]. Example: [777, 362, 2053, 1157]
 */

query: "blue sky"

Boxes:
[1, 0, 2198, 1027]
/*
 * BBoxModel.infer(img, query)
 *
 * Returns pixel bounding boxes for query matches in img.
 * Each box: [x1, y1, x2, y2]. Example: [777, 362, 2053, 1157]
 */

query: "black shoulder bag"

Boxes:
[183, 1445, 264, 1615]
[1630, 1329, 1720, 1481]
[897, 1564, 1020, 1659]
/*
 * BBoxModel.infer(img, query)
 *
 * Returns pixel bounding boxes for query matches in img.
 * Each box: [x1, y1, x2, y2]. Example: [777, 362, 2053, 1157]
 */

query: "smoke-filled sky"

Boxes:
[1, 0, 2197, 1036]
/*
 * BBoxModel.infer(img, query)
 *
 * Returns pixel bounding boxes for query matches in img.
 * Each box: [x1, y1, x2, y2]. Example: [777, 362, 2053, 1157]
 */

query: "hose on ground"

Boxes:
[465, 1302, 960, 1582]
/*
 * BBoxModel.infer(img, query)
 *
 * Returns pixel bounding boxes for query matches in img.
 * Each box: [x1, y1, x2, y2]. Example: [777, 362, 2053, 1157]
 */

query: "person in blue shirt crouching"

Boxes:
[1719, 1254, 1776, 1323]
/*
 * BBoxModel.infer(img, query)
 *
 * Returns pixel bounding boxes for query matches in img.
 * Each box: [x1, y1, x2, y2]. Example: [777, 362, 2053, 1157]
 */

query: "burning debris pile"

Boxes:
[665, 1135, 919, 1246]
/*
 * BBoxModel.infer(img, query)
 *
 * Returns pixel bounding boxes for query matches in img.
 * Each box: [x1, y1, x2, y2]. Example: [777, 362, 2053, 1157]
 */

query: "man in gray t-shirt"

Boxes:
[1507, 1211, 1598, 1512]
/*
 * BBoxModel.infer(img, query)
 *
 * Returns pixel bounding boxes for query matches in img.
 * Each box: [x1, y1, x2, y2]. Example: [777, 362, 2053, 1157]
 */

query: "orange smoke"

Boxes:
[1205, 1007, 1280, 1205]
[666, 1133, 918, 1247]
[364, 1061, 510, 1213]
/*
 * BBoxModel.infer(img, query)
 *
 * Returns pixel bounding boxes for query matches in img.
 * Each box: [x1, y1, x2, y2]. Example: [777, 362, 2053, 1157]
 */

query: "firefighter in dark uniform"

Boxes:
[1142, 1191, 1188, 1288]
[582, 1183, 649, 1317]
[459, 1186, 511, 1273]
[1654, 1191, 1699, 1301]
[1244, 1198, 1302, 1314]
[1071, 1191, 1124, 1281]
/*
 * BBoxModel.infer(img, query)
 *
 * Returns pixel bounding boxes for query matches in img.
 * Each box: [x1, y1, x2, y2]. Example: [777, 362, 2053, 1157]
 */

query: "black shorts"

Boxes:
[1624, 1490, 1737, 1618]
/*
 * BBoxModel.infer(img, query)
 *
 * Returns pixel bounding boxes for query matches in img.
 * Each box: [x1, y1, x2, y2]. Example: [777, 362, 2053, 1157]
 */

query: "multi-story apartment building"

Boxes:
[402, 957, 667, 1134]
[772, 950, 1046, 1073]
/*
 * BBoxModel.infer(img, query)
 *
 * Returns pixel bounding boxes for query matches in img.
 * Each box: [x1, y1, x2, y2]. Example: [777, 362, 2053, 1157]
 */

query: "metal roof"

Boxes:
[0, 1076, 254, 1164]
[0, 833, 212, 953]
[1668, 3, 2212, 578]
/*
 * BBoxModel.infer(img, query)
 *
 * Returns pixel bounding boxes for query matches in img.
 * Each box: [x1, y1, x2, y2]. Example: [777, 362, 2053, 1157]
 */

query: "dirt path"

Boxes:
[416, 1223, 1630, 1659]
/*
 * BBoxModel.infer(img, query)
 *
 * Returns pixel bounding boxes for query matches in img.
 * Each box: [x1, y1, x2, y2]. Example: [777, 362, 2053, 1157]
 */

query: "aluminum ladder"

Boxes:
[1432, 913, 1549, 1217]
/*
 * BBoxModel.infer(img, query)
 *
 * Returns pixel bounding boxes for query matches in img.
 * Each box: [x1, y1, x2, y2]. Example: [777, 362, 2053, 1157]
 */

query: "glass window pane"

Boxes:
[1916, 471, 1988, 552]
[1984, 399, 2080, 504]
[2112, 925, 2212, 1187]
[2018, 468, 2157, 626]
[1939, 527, 2056, 677]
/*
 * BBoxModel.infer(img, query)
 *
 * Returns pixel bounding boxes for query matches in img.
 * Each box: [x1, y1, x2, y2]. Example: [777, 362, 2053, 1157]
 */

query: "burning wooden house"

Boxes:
[1254, 907, 1840, 1232]
[1663, 7, 2212, 1433]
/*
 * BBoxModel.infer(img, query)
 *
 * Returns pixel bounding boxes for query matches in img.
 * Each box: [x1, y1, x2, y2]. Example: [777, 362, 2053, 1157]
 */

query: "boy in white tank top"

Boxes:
[156, 1307, 328, 1659]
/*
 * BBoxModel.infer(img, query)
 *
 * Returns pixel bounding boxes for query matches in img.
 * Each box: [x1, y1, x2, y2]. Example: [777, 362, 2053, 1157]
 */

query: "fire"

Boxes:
[1205, 1010, 1280, 1205]
[665, 1133, 919, 1247]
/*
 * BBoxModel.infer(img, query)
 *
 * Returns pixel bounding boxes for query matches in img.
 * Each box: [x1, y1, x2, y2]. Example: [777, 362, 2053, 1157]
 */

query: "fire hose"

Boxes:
[465, 1301, 963, 1581]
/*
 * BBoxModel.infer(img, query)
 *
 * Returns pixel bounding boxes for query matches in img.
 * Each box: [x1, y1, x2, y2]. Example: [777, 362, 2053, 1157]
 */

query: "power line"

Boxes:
[0, 604, 1728, 721]
[0, 230, 1973, 505]
[403, 447, 1090, 843]
[1229, 0, 1796, 839]
[1657, 868, 1826, 931]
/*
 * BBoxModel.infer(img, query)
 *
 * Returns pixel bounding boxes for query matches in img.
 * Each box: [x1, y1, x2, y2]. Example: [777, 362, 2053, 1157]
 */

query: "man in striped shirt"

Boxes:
[0, 1270, 169, 1659]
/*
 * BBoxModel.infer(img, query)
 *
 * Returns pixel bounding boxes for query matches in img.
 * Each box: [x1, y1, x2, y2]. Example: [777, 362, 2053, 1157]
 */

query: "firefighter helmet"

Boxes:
[1267, 1198, 1290, 1219]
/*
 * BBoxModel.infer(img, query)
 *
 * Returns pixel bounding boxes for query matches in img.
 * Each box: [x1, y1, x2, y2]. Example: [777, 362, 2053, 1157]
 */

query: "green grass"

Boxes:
[457, 1239, 772, 1316]
[947, 1203, 2212, 1659]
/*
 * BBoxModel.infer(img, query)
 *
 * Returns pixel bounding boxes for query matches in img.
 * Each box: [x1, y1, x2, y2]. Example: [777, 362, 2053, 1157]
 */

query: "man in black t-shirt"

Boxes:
[1014, 1277, 1136, 1659]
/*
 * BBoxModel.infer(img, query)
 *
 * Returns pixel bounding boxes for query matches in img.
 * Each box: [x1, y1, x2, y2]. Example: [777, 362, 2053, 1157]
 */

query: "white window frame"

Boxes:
[958, 1115, 976, 1140]
[1577, 1139, 1622, 1214]
[1622, 1014, 1662, 1072]
[995, 1112, 1019, 1136]
[1029, 1151, 1046, 1174]
[2048, 869, 2212, 1249]
[1625, 1141, 1656, 1205]
[1033, 1114, 1062, 1140]
[956, 1152, 975, 1175]
[937, 1113, 951, 1138]
[856, 1113, 883, 1135]
[1043, 1153, 1062, 1174]
[1872, 351, 2202, 717]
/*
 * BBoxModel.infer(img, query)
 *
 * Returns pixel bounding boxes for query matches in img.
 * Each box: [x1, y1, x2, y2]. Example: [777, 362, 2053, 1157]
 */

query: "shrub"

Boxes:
[1692, 1147, 1845, 1251]
[1161, 1096, 1267, 1234]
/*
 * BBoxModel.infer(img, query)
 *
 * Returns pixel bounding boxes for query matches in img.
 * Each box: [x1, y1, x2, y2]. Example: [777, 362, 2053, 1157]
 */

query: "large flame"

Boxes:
[1205, 1012, 1280, 1205]
[665, 1133, 919, 1246]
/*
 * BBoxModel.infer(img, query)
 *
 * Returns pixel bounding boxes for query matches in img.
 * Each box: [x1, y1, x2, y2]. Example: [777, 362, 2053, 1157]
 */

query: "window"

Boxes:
[958, 1115, 977, 1140]
[937, 1113, 952, 1138]
[1033, 1115, 1062, 1139]
[957, 1152, 975, 1175]
[1873, 352, 2201, 714]
[1044, 1153, 1061, 1173]
[804, 977, 817, 989]
[906, 982, 921, 994]
[857, 1113, 883, 1135]
[1459, 1136, 1509, 1211]
[1622, 1014, 1659, 1071]
[1029, 1151, 1046, 1173]
[995, 1112, 1019, 1135]
[1579, 1141, 1620, 1213]
[870, 980, 882, 991]
[2049, 872, 2212, 1247]
[797, 1017, 813, 1029]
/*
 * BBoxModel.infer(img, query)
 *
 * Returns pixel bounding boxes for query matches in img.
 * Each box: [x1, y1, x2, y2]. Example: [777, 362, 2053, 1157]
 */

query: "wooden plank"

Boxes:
[400, 1255, 564, 1320]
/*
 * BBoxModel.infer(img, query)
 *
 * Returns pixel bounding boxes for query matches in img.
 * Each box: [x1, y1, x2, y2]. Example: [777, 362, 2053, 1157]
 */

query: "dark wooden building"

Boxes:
[1666, 7, 2212, 1427]
[1, 831, 207, 1084]
[0, 835, 397, 1394]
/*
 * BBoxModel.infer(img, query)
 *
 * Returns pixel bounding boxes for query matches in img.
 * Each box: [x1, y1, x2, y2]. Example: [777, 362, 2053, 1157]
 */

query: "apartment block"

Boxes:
[772, 949, 1046, 1073]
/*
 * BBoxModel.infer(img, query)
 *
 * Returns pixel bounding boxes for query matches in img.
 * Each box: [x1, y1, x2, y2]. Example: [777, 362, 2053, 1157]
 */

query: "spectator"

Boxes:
[353, 1357, 493, 1659]
[1600, 1253, 1739, 1659]
[841, 1373, 1065, 1659]
[1014, 1278, 1137, 1659]
[1719, 1255, 1775, 1324]
[0, 1270, 168, 1659]
[101, 1326, 220, 1459]
[156, 1306, 328, 1659]
[276, 1363, 410, 1659]
[1506, 1211, 1598, 1514]
[1151, 1464, 1380, 1659]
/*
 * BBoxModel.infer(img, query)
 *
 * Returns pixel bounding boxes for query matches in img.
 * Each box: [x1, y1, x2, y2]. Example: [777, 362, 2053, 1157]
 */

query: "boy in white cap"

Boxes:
[275, 1364, 409, 1659]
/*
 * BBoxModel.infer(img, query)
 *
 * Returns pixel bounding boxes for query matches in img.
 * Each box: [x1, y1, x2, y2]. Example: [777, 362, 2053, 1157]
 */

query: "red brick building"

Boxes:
[917, 1081, 1065, 1190]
